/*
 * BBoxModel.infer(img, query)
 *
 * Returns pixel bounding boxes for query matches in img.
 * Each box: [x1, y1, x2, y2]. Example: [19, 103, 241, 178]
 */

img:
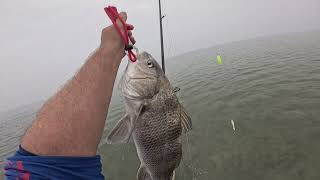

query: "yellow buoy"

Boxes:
[217, 55, 222, 64]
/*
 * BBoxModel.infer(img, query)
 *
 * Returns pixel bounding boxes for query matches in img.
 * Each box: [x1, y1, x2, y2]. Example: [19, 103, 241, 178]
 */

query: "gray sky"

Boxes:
[1, 0, 320, 111]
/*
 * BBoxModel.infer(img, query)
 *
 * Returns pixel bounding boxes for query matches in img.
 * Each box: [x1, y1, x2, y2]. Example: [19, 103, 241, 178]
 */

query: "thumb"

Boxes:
[116, 12, 127, 29]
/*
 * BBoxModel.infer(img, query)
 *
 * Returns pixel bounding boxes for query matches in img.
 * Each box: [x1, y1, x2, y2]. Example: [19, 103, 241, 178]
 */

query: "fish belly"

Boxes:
[133, 114, 182, 180]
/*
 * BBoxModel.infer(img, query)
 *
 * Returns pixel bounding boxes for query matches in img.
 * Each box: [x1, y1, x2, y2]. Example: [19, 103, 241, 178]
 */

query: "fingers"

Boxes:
[128, 31, 136, 44]
[126, 24, 134, 31]
[130, 36, 136, 45]
[114, 12, 136, 45]
[119, 12, 127, 21]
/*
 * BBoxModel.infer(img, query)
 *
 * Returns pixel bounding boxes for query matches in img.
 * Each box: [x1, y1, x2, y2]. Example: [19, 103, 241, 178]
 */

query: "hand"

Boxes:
[99, 12, 136, 60]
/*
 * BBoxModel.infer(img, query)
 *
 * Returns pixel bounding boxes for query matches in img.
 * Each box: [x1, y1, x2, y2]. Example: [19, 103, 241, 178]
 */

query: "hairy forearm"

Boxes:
[21, 48, 123, 156]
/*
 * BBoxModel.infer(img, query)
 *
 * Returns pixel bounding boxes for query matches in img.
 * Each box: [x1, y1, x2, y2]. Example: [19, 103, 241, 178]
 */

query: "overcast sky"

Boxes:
[0, 0, 319, 111]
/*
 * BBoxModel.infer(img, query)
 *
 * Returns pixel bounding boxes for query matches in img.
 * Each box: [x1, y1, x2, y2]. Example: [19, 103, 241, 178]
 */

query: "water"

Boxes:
[1, 31, 320, 179]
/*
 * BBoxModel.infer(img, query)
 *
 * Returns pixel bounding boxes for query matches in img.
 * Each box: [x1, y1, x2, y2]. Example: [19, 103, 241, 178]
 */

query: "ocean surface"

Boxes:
[1, 31, 320, 179]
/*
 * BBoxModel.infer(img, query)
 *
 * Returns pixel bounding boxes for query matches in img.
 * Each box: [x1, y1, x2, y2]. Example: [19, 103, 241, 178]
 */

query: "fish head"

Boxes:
[120, 51, 164, 99]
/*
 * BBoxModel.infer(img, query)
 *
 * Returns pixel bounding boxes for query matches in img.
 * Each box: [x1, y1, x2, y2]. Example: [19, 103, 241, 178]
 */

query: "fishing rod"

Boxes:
[158, 1, 180, 93]
[158, 0, 166, 74]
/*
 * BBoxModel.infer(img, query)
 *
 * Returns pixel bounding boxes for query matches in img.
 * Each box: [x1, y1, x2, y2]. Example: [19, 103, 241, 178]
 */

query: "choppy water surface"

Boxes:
[1, 31, 320, 179]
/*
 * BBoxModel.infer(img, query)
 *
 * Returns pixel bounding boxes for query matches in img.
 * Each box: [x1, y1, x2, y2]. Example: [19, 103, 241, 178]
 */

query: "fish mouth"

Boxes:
[120, 76, 156, 90]
[128, 77, 156, 81]
[130, 77, 148, 80]
[120, 77, 147, 87]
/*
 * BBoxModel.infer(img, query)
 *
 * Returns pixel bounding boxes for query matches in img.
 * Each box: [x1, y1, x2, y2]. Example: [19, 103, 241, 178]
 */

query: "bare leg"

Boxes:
[21, 12, 135, 157]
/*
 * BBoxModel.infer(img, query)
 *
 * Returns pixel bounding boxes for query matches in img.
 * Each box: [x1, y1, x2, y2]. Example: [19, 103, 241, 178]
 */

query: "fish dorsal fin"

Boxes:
[180, 105, 192, 133]
[137, 165, 152, 180]
[106, 114, 131, 144]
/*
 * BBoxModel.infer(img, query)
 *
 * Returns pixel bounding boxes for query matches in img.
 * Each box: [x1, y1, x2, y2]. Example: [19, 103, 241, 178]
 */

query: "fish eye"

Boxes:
[147, 60, 153, 68]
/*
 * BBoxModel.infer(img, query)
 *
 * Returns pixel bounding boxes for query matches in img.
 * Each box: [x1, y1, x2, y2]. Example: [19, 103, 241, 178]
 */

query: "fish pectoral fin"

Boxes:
[126, 103, 145, 143]
[180, 105, 192, 133]
[137, 165, 152, 180]
[106, 114, 131, 144]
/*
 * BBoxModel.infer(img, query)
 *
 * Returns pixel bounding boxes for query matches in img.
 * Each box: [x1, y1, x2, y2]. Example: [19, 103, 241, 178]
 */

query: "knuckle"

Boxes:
[102, 26, 113, 34]
[102, 27, 108, 34]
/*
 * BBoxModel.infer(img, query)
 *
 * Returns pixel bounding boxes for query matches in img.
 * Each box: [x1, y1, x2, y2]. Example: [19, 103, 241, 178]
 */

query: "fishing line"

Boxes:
[160, 1, 190, 179]
[159, 0, 196, 179]
[162, 0, 173, 58]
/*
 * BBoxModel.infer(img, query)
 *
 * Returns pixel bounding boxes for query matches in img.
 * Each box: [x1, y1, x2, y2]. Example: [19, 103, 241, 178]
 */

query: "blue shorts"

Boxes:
[4, 146, 104, 180]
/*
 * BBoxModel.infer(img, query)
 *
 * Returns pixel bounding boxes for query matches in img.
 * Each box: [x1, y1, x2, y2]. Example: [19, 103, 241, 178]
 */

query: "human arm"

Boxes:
[20, 12, 134, 157]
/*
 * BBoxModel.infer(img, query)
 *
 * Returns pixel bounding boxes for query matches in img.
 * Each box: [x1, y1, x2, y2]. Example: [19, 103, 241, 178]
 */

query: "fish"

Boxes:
[106, 51, 192, 180]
